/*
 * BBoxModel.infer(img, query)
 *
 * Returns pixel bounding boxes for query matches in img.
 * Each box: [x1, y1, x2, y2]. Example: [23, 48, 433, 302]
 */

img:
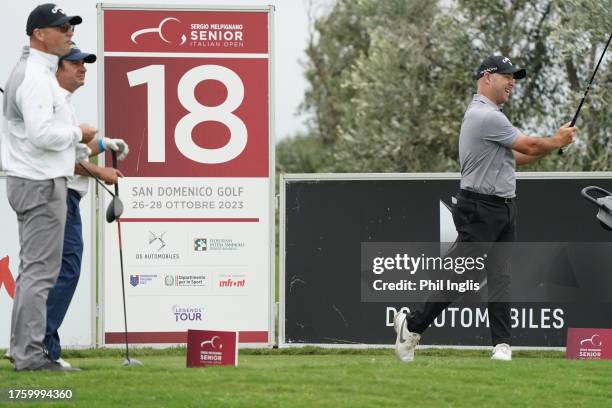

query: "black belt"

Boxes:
[459, 189, 514, 204]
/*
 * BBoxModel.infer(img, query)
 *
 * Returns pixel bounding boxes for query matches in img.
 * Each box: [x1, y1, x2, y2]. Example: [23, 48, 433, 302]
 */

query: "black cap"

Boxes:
[475, 55, 526, 80]
[26, 3, 82, 36]
[60, 41, 96, 63]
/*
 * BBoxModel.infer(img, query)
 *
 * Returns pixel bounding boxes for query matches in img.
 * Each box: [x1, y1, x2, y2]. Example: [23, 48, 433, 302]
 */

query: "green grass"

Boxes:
[1, 349, 611, 407]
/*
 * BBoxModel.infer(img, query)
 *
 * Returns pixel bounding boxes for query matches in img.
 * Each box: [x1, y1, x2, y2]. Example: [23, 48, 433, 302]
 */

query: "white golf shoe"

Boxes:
[55, 357, 72, 368]
[491, 343, 512, 361]
[393, 312, 421, 363]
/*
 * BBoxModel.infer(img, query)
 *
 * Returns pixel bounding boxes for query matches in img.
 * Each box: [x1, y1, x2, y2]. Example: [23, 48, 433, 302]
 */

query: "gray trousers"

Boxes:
[7, 176, 67, 370]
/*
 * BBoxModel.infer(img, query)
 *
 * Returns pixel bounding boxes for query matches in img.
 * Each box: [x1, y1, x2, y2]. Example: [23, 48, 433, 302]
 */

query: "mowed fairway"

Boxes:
[1, 348, 611, 407]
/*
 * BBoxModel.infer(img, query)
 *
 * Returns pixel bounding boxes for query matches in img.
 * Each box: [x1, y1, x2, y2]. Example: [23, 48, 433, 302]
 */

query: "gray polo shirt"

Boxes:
[459, 94, 519, 198]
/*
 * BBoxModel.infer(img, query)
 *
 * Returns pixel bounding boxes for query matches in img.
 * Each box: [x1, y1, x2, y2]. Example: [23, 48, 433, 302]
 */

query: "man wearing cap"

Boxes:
[1, 3, 97, 371]
[43, 42, 129, 369]
[393, 55, 576, 362]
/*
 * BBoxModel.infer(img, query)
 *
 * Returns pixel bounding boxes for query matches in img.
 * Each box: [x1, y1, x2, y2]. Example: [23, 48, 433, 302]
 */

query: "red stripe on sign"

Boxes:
[105, 331, 268, 344]
[238, 331, 269, 343]
[118, 218, 259, 223]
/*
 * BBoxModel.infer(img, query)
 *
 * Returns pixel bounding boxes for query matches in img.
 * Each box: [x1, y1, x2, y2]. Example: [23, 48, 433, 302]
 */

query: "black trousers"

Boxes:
[407, 190, 517, 346]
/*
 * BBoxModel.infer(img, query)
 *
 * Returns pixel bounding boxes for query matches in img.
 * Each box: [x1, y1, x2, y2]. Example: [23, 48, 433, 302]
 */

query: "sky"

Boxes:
[0, 0, 332, 140]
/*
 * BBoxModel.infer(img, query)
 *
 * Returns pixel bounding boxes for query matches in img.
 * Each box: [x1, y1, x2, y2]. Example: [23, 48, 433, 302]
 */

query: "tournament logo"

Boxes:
[581, 334, 603, 347]
[130, 18, 246, 50]
[579, 334, 603, 359]
[130, 275, 139, 287]
[131, 17, 187, 45]
[172, 305, 204, 322]
[200, 335, 223, 363]
[201, 335, 223, 350]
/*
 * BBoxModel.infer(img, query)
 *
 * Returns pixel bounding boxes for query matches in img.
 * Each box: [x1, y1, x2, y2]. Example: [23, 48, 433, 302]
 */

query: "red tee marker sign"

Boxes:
[186, 329, 238, 367]
[566, 328, 612, 360]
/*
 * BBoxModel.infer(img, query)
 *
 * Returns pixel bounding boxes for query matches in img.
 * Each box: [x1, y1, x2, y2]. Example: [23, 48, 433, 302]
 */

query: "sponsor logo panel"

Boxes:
[129, 274, 158, 287]
[192, 237, 245, 252]
[216, 272, 248, 292]
[130, 229, 182, 264]
[164, 274, 208, 287]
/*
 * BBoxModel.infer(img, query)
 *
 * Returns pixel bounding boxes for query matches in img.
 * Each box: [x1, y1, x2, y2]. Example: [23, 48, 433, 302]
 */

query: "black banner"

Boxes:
[283, 176, 612, 347]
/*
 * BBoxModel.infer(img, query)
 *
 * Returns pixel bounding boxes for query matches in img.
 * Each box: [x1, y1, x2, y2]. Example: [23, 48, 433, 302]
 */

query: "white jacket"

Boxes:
[1, 47, 82, 180]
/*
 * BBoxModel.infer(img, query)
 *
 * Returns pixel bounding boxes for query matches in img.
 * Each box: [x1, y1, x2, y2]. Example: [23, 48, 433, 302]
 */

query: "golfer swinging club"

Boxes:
[394, 55, 577, 362]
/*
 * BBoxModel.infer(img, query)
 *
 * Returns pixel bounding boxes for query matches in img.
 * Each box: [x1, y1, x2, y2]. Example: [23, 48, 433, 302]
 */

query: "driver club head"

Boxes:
[106, 196, 124, 223]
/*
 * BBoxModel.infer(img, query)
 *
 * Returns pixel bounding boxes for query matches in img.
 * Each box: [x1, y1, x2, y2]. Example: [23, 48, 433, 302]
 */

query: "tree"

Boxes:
[295, 0, 611, 173]
[276, 133, 327, 175]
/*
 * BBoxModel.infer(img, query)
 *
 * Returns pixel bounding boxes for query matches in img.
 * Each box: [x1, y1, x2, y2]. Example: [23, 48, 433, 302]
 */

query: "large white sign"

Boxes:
[100, 5, 274, 346]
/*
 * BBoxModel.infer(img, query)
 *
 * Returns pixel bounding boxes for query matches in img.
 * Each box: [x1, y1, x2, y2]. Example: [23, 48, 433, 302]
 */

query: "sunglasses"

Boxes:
[50, 23, 75, 33]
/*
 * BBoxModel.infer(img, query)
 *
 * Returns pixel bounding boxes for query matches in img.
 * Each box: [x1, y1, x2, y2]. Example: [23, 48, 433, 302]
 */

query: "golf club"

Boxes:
[581, 186, 612, 231]
[78, 162, 115, 196]
[77, 162, 124, 223]
[109, 151, 142, 367]
[559, 32, 612, 155]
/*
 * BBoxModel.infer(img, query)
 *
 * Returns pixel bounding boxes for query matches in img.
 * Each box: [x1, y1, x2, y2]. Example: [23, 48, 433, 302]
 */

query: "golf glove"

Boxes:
[75, 143, 92, 162]
[103, 137, 130, 160]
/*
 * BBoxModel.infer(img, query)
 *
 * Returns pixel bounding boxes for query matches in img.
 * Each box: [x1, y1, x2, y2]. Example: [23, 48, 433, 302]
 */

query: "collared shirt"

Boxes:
[1, 47, 82, 180]
[459, 94, 519, 198]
